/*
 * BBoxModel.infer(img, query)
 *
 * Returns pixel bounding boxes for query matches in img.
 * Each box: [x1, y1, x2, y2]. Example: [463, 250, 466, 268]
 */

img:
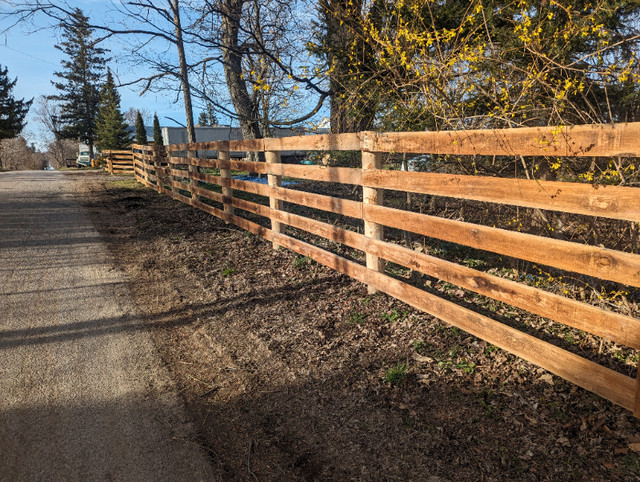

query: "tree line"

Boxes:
[2, 1, 640, 177]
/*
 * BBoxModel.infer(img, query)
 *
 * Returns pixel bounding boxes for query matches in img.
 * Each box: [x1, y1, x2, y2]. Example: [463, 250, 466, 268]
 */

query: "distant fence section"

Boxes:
[103, 150, 135, 175]
[132, 122, 640, 416]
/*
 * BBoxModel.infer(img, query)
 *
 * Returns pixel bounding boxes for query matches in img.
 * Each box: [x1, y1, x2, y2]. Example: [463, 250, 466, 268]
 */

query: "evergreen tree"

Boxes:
[135, 111, 147, 144]
[95, 69, 132, 150]
[0, 65, 32, 141]
[153, 114, 164, 146]
[197, 103, 219, 126]
[50, 8, 108, 158]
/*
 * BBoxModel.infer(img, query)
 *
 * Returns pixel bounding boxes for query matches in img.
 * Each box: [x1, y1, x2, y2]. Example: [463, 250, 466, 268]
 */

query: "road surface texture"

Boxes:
[0, 171, 212, 480]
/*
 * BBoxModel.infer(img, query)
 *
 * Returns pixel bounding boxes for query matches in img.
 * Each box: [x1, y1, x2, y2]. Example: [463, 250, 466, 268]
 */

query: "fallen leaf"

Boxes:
[412, 353, 434, 363]
[629, 443, 640, 453]
[416, 374, 431, 385]
[538, 374, 554, 385]
[614, 447, 629, 455]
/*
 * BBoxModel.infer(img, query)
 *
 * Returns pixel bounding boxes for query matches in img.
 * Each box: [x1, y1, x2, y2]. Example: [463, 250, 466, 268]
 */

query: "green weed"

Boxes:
[463, 258, 487, 269]
[380, 309, 407, 323]
[485, 344, 500, 356]
[623, 453, 640, 474]
[347, 311, 367, 325]
[413, 340, 430, 355]
[294, 255, 314, 269]
[383, 362, 409, 387]
[222, 267, 237, 276]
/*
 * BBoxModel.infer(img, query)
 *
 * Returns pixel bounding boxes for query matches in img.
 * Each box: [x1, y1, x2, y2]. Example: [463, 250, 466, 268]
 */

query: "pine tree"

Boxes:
[197, 103, 219, 126]
[0, 64, 32, 141]
[50, 8, 108, 158]
[95, 69, 132, 150]
[135, 111, 147, 145]
[153, 114, 164, 146]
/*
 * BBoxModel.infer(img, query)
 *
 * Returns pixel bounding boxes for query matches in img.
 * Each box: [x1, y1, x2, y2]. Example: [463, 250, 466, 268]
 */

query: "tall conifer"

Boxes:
[95, 69, 131, 150]
[50, 8, 108, 158]
[135, 111, 147, 145]
[153, 114, 164, 146]
[0, 64, 32, 141]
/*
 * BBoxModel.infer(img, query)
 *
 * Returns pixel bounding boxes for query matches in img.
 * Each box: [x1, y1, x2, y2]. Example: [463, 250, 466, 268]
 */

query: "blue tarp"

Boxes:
[233, 175, 299, 186]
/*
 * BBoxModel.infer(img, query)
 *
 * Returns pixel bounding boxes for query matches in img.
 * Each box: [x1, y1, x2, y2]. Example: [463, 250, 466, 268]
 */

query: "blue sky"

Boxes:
[0, 1, 326, 150]
[0, 2, 195, 149]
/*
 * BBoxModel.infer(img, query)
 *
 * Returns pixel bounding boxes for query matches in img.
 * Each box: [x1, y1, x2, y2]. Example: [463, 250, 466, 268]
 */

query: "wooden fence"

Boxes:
[103, 150, 135, 174]
[132, 122, 640, 416]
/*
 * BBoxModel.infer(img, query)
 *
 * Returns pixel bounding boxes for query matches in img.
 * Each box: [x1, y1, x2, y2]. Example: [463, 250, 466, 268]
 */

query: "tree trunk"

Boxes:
[172, 0, 196, 144]
[320, 0, 377, 134]
[221, 0, 262, 162]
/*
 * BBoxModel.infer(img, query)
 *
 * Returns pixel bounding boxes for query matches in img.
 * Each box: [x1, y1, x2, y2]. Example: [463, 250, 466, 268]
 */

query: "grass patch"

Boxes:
[110, 179, 144, 189]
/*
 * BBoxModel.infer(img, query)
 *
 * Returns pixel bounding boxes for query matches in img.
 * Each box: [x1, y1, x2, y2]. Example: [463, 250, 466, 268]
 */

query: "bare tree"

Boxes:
[0, 137, 45, 170]
[45, 138, 76, 168]
[3, 0, 200, 143]
[4, 0, 329, 148]
[123, 106, 152, 126]
[196, 0, 329, 141]
[33, 96, 78, 167]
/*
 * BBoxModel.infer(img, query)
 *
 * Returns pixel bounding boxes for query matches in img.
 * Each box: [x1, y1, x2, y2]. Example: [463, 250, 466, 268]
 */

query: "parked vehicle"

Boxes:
[76, 144, 99, 167]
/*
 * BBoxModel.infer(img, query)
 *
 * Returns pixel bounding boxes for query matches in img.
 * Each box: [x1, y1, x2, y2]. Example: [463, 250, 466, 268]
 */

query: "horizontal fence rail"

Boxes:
[131, 121, 640, 416]
[103, 149, 135, 175]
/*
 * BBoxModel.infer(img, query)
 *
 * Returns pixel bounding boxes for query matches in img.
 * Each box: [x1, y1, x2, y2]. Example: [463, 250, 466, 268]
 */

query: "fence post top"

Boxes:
[360, 131, 379, 152]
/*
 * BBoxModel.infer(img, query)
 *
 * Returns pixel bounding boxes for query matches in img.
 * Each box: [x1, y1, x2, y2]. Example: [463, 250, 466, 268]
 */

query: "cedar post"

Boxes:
[108, 152, 114, 175]
[140, 148, 149, 186]
[153, 146, 163, 194]
[361, 131, 385, 294]
[188, 149, 200, 203]
[266, 150, 283, 249]
[219, 143, 233, 223]
[132, 147, 139, 183]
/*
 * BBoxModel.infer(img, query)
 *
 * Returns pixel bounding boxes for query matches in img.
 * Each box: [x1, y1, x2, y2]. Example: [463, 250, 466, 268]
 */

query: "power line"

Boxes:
[0, 44, 58, 67]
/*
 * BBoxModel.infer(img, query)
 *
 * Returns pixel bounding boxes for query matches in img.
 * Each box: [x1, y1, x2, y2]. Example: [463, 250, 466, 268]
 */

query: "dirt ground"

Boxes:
[76, 171, 640, 481]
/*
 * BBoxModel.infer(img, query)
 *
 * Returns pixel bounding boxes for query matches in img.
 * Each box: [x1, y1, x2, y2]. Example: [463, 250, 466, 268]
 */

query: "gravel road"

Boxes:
[0, 171, 212, 481]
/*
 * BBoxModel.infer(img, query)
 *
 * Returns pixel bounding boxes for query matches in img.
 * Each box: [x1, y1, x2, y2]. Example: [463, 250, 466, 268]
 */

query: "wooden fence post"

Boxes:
[132, 147, 139, 183]
[108, 152, 114, 175]
[361, 132, 385, 294]
[137, 147, 148, 186]
[266, 150, 283, 249]
[188, 149, 200, 203]
[153, 146, 163, 194]
[219, 143, 233, 222]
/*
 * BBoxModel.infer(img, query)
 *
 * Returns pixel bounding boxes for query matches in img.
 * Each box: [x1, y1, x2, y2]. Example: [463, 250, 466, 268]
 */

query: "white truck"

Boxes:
[76, 143, 98, 167]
